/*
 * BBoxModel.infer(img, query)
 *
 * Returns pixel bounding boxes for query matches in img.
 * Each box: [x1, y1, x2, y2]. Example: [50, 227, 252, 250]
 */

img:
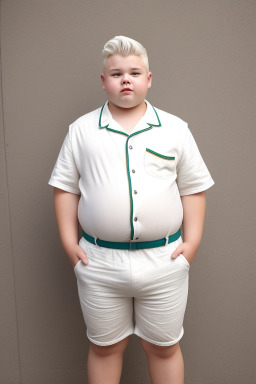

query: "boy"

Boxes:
[49, 36, 214, 384]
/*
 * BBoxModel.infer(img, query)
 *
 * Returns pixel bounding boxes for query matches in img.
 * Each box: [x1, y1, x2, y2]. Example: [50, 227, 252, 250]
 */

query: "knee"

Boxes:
[140, 338, 180, 359]
[90, 336, 129, 357]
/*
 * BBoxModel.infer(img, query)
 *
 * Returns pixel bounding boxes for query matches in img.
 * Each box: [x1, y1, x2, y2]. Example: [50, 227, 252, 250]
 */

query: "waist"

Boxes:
[82, 229, 181, 250]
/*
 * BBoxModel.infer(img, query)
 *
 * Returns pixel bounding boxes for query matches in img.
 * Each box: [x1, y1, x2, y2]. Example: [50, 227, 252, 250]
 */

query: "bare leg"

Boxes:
[140, 339, 184, 384]
[87, 337, 129, 384]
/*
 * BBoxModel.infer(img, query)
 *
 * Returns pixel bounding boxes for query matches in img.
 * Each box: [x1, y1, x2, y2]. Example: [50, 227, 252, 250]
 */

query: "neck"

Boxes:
[108, 101, 147, 121]
[108, 101, 147, 134]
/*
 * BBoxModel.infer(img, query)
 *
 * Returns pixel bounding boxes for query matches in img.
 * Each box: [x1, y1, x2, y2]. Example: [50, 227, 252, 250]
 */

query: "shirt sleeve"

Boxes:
[48, 127, 81, 195]
[176, 124, 214, 196]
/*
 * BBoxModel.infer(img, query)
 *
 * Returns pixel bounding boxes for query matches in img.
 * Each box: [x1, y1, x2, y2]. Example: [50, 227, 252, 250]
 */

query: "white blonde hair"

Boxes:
[102, 35, 149, 70]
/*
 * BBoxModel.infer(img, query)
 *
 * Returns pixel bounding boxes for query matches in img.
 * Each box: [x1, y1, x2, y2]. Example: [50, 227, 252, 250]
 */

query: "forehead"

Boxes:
[104, 54, 147, 71]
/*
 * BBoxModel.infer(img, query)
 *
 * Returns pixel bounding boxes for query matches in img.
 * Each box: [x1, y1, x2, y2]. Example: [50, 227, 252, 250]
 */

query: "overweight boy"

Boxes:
[49, 36, 214, 384]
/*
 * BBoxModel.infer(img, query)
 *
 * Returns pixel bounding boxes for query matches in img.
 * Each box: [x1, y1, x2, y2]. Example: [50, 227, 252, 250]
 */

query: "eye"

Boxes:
[132, 72, 140, 76]
[112, 73, 121, 77]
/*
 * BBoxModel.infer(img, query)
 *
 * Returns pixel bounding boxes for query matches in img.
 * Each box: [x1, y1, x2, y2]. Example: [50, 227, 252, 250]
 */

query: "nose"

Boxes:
[122, 74, 131, 84]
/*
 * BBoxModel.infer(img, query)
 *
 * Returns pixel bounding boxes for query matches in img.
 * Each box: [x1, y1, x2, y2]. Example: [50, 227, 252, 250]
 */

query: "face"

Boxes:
[101, 54, 152, 110]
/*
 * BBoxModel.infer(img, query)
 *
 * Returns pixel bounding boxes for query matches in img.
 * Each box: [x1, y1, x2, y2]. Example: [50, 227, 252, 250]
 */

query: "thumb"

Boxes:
[171, 244, 184, 259]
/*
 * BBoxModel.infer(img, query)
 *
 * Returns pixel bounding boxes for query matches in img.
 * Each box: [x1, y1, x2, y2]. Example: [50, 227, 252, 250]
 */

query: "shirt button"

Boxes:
[134, 190, 138, 194]
[129, 145, 133, 149]
[134, 217, 138, 222]
[132, 169, 135, 173]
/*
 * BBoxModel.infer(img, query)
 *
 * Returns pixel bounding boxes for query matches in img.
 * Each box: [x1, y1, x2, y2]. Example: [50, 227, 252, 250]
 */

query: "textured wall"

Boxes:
[1, 0, 255, 383]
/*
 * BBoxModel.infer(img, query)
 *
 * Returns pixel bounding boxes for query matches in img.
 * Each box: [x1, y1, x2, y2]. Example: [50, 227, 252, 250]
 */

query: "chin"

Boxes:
[121, 100, 145, 109]
[109, 98, 145, 110]
[113, 101, 136, 109]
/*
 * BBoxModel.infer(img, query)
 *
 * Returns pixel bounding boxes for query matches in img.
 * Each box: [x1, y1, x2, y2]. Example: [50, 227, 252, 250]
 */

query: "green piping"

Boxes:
[125, 139, 134, 239]
[99, 104, 109, 129]
[126, 127, 152, 240]
[148, 106, 161, 127]
[99, 104, 128, 136]
[146, 148, 175, 160]
[99, 103, 162, 130]
[107, 127, 128, 136]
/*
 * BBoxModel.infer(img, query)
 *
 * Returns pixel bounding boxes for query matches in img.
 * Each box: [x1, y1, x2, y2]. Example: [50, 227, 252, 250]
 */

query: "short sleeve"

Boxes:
[176, 124, 214, 196]
[48, 128, 80, 194]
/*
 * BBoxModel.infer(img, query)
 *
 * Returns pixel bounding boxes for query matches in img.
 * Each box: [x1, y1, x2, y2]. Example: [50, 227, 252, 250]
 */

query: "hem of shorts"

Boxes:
[86, 330, 134, 346]
[134, 328, 184, 346]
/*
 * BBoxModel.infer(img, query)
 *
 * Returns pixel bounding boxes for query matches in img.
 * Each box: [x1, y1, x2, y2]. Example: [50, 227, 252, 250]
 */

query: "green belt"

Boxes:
[82, 229, 181, 250]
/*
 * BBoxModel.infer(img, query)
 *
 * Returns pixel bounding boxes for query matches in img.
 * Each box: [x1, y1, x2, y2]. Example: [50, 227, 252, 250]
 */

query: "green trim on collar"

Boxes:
[99, 104, 109, 129]
[147, 106, 161, 128]
[99, 103, 162, 131]
[107, 127, 129, 137]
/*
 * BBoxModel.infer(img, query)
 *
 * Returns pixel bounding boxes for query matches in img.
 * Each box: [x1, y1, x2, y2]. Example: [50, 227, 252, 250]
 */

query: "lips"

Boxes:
[121, 88, 133, 92]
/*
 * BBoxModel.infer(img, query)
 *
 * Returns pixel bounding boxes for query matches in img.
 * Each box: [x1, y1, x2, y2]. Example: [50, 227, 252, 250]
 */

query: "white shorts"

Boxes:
[74, 236, 190, 346]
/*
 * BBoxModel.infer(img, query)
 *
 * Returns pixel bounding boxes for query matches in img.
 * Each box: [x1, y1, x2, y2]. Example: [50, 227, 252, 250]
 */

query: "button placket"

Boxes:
[129, 152, 138, 195]
[133, 213, 142, 240]
[129, 148, 140, 238]
[126, 134, 146, 241]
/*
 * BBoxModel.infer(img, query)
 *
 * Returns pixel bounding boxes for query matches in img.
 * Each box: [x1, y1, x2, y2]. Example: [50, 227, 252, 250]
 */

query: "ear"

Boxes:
[147, 72, 152, 89]
[101, 74, 106, 90]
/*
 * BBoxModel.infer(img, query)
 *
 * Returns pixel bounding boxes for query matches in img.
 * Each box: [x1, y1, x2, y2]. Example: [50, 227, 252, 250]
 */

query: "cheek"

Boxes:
[105, 82, 118, 95]
[137, 80, 150, 93]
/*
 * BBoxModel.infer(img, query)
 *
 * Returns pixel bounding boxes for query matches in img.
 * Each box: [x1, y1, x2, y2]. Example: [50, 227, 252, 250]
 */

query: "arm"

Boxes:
[171, 191, 206, 265]
[54, 187, 88, 268]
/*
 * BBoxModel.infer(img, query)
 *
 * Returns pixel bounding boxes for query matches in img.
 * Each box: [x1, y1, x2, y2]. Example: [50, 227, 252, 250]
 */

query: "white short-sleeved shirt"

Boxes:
[49, 100, 214, 242]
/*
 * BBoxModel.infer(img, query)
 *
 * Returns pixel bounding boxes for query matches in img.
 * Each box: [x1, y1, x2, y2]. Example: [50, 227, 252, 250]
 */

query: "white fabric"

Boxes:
[74, 236, 190, 346]
[49, 100, 214, 242]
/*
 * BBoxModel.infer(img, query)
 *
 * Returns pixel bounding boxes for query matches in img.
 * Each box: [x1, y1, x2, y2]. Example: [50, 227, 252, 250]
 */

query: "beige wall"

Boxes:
[1, 0, 255, 383]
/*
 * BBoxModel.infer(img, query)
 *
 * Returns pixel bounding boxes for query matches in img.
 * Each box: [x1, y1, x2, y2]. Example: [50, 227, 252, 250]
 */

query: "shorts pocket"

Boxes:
[144, 148, 176, 179]
[179, 254, 191, 268]
[74, 260, 82, 272]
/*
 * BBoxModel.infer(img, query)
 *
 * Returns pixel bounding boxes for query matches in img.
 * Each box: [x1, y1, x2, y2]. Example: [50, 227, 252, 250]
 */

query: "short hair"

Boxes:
[102, 36, 149, 71]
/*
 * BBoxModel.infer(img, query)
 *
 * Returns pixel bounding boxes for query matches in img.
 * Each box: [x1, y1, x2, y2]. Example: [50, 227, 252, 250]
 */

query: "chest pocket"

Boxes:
[144, 148, 176, 179]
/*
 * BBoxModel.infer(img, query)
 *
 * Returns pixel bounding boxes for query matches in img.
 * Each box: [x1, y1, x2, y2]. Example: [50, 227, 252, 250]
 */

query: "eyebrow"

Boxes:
[109, 67, 142, 72]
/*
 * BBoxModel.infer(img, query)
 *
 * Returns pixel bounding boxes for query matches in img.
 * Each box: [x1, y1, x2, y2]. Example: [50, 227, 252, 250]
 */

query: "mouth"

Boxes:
[121, 88, 133, 92]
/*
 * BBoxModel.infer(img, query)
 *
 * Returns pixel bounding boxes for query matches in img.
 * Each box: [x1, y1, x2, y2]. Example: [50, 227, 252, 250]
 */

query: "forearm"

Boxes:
[171, 191, 207, 263]
[54, 187, 80, 255]
[53, 187, 88, 267]
[181, 191, 206, 252]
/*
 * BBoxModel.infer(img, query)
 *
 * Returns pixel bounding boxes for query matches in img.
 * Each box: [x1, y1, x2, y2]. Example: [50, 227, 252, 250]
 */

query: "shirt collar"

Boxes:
[99, 100, 161, 131]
